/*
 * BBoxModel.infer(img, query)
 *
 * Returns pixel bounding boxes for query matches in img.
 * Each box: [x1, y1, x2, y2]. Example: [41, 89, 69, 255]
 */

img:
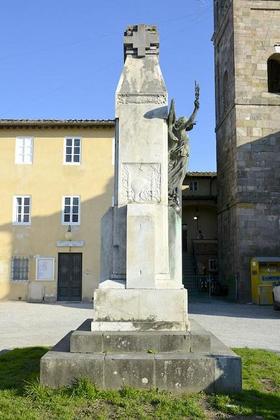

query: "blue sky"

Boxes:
[0, 0, 215, 171]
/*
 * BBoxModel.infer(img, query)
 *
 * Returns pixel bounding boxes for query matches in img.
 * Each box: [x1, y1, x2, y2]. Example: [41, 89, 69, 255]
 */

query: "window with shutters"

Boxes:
[62, 196, 80, 225]
[15, 137, 33, 164]
[64, 138, 81, 164]
[11, 257, 29, 281]
[13, 196, 31, 225]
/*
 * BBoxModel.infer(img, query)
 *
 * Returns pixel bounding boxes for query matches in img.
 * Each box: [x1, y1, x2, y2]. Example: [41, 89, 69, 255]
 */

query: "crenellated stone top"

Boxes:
[124, 24, 159, 60]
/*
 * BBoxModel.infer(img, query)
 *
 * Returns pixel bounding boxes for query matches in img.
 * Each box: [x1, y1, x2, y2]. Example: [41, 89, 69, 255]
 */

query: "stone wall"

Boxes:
[214, 0, 238, 297]
[214, 0, 280, 301]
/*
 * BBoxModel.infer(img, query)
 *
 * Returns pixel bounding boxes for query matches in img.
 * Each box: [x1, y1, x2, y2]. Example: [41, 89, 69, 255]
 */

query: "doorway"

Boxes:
[57, 253, 82, 301]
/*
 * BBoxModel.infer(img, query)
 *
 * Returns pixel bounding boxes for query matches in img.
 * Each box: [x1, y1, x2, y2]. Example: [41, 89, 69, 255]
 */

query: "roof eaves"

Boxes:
[0, 119, 115, 129]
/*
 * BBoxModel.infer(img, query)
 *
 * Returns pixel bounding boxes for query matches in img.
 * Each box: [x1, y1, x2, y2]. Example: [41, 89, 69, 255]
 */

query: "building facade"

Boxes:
[213, 0, 280, 301]
[182, 173, 218, 292]
[0, 120, 114, 302]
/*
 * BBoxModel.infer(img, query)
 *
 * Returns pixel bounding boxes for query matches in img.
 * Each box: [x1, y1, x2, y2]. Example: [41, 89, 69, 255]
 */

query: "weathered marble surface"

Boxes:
[94, 24, 187, 331]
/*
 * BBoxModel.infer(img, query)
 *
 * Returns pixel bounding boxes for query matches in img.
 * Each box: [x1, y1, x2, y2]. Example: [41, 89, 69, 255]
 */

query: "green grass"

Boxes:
[208, 348, 280, 420]
[0, 347, 279, 419]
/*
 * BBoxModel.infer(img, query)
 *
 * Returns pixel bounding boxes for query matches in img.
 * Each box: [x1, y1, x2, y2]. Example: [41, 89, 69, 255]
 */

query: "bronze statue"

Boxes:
[167, 82, 200, 212]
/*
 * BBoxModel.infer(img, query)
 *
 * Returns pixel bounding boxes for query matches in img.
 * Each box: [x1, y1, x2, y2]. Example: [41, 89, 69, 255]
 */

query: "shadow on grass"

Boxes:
[210, 389, 280, 420]
[0, 347, 48, 393]
[238, 389, 280, 418]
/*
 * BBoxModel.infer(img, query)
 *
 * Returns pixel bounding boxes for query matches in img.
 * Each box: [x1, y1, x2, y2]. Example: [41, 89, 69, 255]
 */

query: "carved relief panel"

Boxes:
[120, 163, 161, 204]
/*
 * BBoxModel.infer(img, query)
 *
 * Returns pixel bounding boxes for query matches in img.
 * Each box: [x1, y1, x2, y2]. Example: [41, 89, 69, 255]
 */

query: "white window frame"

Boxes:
[12, 195, 32, 225]
[15, 137, 33, 164]
[62, 196, 80, 225]
[11, 257, 29, 282]
[36, 257, 55, 281]
[63, 137, 81, 165]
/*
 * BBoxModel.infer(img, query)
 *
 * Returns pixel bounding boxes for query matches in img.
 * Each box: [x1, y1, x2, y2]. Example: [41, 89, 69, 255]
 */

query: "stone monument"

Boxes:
[94, 23, 188, 332]
[41, 24, 242, 393]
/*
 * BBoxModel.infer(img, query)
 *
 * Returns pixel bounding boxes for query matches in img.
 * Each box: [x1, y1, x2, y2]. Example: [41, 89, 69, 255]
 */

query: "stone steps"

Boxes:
[40, 319, 242, 394]
[41, 350, 216, 393]
[70, 329, 211, 354]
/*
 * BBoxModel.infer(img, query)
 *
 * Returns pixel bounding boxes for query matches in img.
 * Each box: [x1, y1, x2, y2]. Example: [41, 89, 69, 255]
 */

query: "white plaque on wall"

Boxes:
[56, 240, 85, 247]
[36, 257, 55, 281]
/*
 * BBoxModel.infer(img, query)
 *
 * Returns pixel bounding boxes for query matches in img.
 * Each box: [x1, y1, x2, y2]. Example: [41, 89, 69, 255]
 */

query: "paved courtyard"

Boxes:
[0, 300, 279, 352]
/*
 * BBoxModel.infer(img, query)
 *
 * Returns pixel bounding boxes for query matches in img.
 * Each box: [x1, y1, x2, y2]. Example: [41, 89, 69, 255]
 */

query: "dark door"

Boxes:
[57, 253, 82, 301]
[182, 224, 188, 252]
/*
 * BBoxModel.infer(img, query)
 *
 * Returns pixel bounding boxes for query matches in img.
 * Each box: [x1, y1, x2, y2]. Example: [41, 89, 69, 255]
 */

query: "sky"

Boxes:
[0, 0, 216, 171]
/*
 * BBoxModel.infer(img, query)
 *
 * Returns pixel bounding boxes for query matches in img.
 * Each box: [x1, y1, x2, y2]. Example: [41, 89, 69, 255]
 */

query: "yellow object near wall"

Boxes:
[251, 257, 280, 304]
[0, 120, 115, 302]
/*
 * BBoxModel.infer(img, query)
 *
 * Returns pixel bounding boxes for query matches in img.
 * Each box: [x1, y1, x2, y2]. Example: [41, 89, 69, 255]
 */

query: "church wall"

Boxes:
[214, 0, 280, 301]
[214, 0, 239, 294]
[233, 0, 280, 300]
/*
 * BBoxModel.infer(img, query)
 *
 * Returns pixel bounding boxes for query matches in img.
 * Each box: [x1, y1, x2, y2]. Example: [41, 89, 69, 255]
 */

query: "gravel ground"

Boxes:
[0, 300, 279, 352]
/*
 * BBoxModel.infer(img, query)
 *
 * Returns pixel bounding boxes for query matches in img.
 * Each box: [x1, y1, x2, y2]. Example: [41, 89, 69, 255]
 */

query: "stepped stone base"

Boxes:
[40, 319, 242, 393]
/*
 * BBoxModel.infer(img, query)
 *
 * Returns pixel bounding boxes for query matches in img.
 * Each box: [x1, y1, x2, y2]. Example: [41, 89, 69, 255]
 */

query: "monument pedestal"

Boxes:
[92, 288, 188, 331]
[41, 319, 242, 393]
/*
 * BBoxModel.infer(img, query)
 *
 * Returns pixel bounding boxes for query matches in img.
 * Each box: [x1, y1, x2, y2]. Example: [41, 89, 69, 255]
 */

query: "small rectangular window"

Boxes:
[11, 257, 29, 281]
[15, 137, 33, 164]
[62, 196, 80, 225]
[189, 181, 199, 192]
[64, 138, 81, 164]
[13, 196, 31, 225]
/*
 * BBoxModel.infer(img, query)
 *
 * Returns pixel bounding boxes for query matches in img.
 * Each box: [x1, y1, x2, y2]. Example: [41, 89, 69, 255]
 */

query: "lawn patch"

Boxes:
[0, 347, 48, 392]
[208, 348, 280, 420]
[0, 347, 279, 419]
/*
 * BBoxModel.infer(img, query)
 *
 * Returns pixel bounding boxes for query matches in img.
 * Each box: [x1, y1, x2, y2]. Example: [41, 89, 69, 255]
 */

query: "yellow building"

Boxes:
[0, 119, 114, 302]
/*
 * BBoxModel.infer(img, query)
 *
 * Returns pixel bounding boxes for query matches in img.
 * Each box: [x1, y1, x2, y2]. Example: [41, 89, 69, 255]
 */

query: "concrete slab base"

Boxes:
[40, 319, 242, 393]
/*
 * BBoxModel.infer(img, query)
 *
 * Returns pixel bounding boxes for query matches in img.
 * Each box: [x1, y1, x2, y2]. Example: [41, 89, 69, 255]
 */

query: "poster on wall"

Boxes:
[36, 257, 55, 281]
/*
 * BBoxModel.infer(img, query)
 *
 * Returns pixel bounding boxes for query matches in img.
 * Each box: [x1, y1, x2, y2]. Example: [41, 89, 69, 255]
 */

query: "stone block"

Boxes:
[70, 331, 103, 353]
[190, 333, 211, 353]
[93, 288, 188, 331]
[104, 353, 154, 389]
[70, 330, 193, 354]
[158, 333, 190, 352]
[127, 205, 155, 288]
[103, 332, 159, 353]
[214, 355, 242, 393]
[189, 319, 211, 353]
[40, 351, 104, 388]
[154, 354, 215, 393]
[210, 333, 242, 393]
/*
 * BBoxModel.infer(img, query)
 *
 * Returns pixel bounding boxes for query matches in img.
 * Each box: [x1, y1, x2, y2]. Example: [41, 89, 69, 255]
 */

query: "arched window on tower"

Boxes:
[267, 54, 280, 93]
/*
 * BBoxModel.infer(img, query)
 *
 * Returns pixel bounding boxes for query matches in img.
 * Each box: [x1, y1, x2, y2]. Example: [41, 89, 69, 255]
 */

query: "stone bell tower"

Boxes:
[213, 0, 280, 301]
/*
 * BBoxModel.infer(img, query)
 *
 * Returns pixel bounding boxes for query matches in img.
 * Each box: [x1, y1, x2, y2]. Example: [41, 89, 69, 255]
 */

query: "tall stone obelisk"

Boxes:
[92, 24, 188, 331]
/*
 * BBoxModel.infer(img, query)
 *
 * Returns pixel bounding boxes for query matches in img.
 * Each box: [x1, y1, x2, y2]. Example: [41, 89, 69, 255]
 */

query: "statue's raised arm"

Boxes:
[184, 82, 200, 131]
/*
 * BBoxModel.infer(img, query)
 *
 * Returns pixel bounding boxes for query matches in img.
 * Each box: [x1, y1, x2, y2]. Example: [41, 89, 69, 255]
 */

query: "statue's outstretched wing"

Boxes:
[167, 99, 176, 127]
